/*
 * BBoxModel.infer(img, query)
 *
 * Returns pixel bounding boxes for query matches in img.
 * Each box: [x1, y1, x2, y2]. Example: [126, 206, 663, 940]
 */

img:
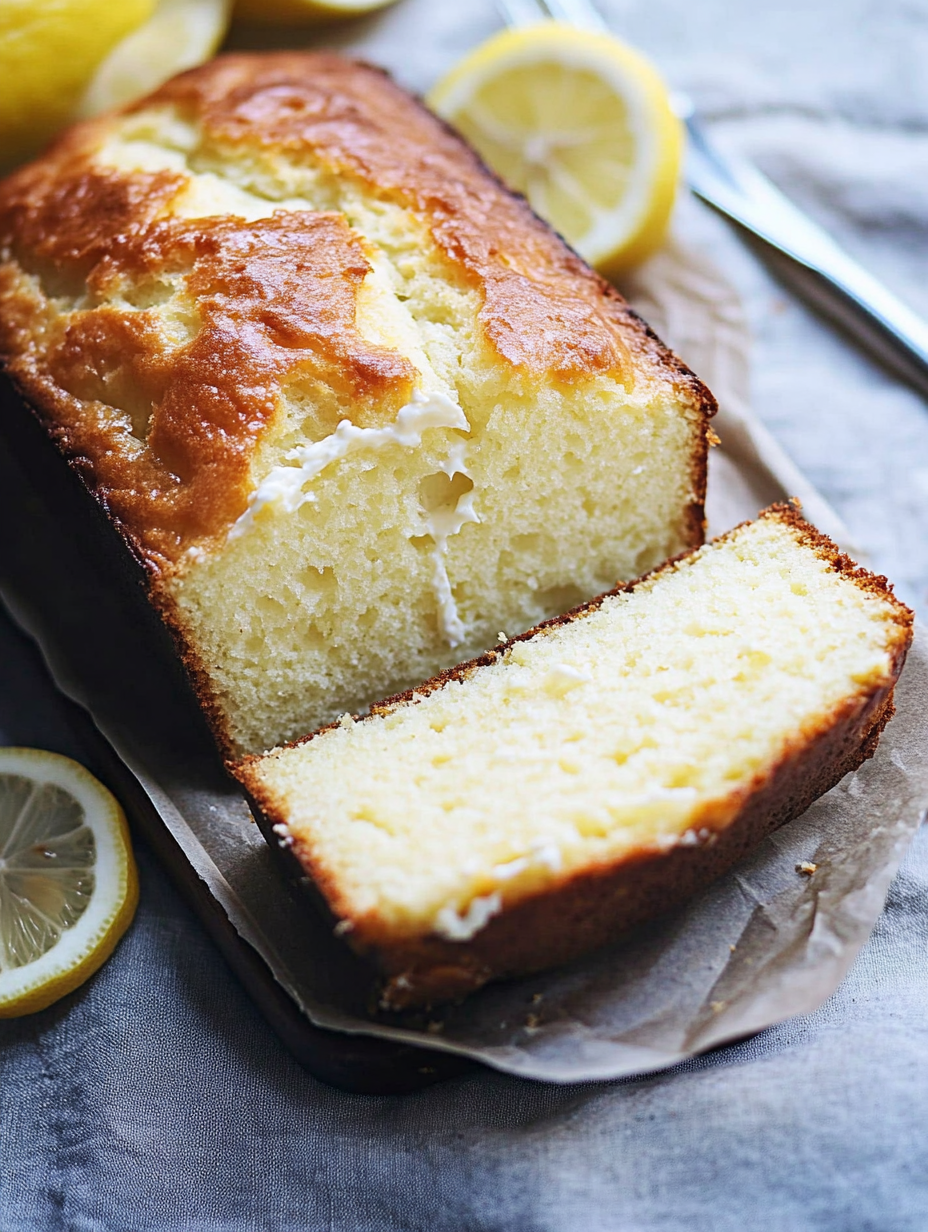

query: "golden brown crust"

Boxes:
[147, 52, 673, 383]
[0, 51, 713, 575]
[0, 174, 417, 572]
[235, 505, 914, 1009]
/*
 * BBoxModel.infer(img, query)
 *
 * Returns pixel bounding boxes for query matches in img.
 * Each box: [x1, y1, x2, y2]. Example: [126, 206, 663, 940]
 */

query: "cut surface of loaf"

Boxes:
[237, 506, 913, 1009]
[0, 52, 713, 758]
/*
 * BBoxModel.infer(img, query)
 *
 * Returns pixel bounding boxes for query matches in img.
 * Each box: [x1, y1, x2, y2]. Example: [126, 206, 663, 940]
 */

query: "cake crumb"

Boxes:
[543, 663, 592, 697]
[797, 861, 818, 876]
[337, 713, 355, 728]
[497, 631, 508, 643]
[707, 428, 722, 448]
[729, 943, 737, 952]
[710, 1000, 726, 1014]
[333, 919, 354, 936]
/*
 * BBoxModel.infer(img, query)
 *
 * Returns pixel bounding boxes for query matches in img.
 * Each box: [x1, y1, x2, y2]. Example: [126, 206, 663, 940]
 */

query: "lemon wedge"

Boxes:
[428, 22, 683, 276]
[0, 748, 138, 1017]
[232, 0, 399, 24]
[0, 0, 155, 172]
[78, 0, 233, 119]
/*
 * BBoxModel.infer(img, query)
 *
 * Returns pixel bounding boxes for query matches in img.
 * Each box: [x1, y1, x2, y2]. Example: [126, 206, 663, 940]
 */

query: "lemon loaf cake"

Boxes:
[0, 52, 714, 758]
[237, 506, 913, 1009]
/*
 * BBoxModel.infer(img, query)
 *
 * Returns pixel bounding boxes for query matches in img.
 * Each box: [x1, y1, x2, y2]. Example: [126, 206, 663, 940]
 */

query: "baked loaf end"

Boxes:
[0, 52, 713, 758]
[236, 506, 913, 1010]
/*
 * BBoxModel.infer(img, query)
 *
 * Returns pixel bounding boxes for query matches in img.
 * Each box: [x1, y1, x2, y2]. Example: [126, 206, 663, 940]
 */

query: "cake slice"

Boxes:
[236, 506, 913, 1009]
[0, 52, 713, 758]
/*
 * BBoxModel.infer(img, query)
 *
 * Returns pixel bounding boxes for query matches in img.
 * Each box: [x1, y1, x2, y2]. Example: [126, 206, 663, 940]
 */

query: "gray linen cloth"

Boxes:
[2, 0, 928, 1227]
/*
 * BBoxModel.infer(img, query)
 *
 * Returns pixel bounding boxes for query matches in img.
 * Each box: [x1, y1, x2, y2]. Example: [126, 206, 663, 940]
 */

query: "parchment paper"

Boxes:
[3, 205, 927, 1085]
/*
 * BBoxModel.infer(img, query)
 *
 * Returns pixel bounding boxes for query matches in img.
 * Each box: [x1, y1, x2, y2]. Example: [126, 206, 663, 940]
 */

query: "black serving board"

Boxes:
[0, 374, 472, 1094]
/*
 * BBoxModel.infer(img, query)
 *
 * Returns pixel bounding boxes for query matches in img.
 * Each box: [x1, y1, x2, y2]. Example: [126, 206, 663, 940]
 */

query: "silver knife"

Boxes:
[681, 103, 928, 400]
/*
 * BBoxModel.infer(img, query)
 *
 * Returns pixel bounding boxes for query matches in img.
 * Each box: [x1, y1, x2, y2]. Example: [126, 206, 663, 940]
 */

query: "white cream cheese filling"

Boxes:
[422, 439, 480, 648]
[433, 892, 503, 942]
[431, 843, 563, 942]
[230, 390, 469, 538]
[230, 389, 478, 646]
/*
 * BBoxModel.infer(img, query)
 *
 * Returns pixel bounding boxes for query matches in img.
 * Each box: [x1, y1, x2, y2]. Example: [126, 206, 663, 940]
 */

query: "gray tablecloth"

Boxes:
[2, 1, 928, 1228]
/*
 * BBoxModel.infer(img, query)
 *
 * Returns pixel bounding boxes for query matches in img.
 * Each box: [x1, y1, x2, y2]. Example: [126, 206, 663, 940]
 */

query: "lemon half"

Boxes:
[0, 749, 138, 1017]
[232, 0, 399, 25]
[428, 22, 683, 276]
[0, 0, 155, 171]
[79, 0, 234, 119]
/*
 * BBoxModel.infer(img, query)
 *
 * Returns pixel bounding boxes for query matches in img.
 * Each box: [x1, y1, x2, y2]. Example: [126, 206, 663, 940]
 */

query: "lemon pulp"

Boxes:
[0, 776, 95, 965]
[0, 749, 138, 1017]
[79, 0, 233, 119]
[428, 23, 683, 275]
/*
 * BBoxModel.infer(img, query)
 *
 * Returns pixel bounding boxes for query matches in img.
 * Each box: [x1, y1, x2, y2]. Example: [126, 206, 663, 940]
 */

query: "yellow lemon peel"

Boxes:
[429, 22, 683, 275]
[0, 748, 138, 1018]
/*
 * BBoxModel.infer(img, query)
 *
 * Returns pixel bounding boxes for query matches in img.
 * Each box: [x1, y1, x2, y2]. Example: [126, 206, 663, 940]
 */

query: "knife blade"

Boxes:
[683, 110, 928, 400]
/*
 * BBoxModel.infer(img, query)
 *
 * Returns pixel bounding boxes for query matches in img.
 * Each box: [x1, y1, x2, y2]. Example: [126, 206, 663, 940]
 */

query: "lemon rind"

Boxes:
[78, 0, 233, 120]
[0, 748, 138, 1017]
[428, 22, 683, 274]
[232, 0, 397, 25]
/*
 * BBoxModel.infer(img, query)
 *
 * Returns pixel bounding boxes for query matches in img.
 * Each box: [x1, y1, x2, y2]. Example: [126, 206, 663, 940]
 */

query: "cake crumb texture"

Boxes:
[239, 508, 912, 1005]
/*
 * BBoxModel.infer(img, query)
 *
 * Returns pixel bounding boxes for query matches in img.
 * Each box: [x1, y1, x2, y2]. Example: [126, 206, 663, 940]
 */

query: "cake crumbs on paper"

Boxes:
[797, 861, 818, 876]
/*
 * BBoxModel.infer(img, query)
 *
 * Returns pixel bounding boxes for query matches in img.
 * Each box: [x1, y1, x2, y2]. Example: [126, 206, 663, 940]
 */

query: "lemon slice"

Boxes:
[78, 0, 233, 119]
[0, 0, 155, 172]
[428, 22, 683, 276]
[232, 0, 399, 24]
[0, 749, 138, 1018]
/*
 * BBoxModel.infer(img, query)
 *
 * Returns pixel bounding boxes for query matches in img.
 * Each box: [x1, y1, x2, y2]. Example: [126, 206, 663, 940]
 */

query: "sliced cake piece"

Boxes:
[235, 506, 913, 1009]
